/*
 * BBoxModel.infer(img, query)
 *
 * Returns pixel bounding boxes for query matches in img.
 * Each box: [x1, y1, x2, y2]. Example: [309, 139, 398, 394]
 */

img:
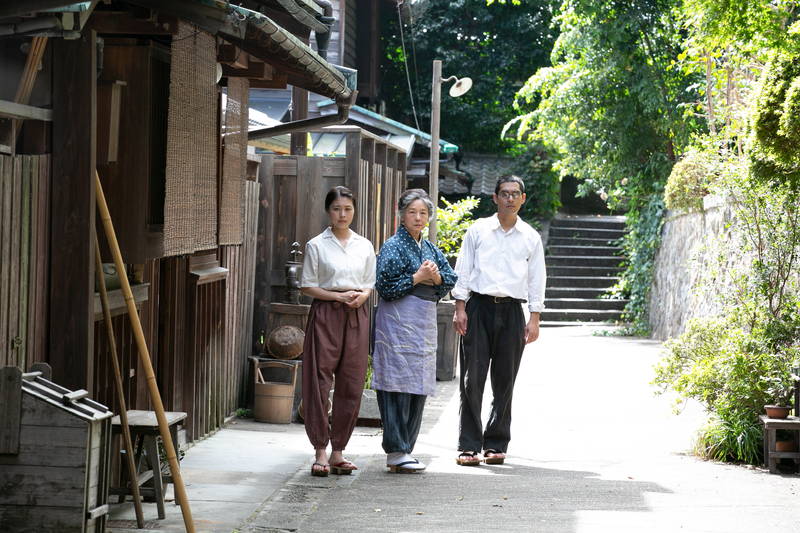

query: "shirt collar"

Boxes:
[323, 226, 355, 246]
[398, 224, 423, 246]
[490, 213, 524, 233]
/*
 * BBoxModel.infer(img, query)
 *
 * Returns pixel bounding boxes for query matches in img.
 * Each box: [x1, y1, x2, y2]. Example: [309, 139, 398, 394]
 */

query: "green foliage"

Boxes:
[664, 149, 714, 212]
[513, 143, 562, 219]
[654, 316, 796, 463]
[749, 51, 800, 189]
[503, 0, 702, 334]
[698, 413, 763, 464]
[381, 0, 557, 153]
[235, 408, 253, 418]
[611, 193, 666, 333]
[436, 196, 481, 259]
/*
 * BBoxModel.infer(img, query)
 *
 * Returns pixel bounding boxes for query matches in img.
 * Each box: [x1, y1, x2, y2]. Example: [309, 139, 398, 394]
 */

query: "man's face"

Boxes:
[493, 181, 526, 216]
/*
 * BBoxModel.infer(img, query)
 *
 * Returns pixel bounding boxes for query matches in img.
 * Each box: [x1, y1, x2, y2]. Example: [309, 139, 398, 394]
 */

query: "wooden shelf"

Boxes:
[93, 283, 149, 321]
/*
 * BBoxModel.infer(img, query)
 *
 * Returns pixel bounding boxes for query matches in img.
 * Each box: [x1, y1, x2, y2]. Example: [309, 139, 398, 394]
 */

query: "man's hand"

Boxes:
[453, 300, 467, 336]
[524, 313, 540, 344]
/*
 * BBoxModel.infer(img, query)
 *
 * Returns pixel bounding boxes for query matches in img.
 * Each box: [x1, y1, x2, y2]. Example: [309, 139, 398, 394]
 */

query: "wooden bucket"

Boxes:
[253, 360, 298, 424]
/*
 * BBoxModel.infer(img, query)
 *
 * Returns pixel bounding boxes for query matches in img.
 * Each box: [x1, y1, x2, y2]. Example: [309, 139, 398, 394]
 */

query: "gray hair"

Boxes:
[397, 188, 434, 219]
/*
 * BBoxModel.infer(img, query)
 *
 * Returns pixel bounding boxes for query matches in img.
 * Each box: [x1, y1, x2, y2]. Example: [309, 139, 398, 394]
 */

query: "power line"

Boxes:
[396, 1, 421, 131]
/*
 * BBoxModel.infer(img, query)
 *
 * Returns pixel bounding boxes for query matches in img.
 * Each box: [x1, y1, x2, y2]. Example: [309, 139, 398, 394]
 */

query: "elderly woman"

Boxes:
[372, 188, 457, 473]
[300, 186, 376, 477]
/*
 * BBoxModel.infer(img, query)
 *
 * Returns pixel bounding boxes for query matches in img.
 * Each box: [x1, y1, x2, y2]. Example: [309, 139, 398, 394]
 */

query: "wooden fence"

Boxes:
[254, 127, 407, 336]
[0, 154, 49, 371]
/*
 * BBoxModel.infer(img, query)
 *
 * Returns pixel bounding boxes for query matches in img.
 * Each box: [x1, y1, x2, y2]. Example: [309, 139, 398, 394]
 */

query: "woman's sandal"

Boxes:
[456, 451, 481, 466]
[330, 460, 358, 475]
[483, 449, 506, 465]
[311, 462, 329, 477]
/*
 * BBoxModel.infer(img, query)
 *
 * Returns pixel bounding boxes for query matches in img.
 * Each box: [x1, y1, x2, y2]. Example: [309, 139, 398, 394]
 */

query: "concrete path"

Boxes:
[110, 326, 800, 532]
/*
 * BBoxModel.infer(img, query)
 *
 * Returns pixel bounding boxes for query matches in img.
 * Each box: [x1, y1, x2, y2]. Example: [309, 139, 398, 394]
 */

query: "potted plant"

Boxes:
[765, 375, 797, 419]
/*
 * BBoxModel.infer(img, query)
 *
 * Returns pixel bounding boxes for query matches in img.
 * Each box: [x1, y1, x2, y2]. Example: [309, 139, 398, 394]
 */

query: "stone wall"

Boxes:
[649, 196, 737, 340]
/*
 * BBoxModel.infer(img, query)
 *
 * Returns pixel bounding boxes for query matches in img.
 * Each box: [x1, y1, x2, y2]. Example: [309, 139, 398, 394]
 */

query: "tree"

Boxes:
[504, 0, 704, 331]
[381, 0, 558, 153]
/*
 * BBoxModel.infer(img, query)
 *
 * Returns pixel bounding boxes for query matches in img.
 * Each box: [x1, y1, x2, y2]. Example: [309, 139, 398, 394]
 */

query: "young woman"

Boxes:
[372, 188, 457, 473]
[300, 186, 376, 477]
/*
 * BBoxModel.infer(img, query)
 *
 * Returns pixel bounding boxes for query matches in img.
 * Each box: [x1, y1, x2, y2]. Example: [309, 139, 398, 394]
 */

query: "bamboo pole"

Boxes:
[14, 36, 48, 138]
[93, 232, 145, 529]
[94, 171, 195, 532]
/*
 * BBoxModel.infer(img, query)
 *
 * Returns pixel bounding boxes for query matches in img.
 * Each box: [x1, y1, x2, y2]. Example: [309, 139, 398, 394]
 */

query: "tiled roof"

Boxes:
[439, 153, 519, 196]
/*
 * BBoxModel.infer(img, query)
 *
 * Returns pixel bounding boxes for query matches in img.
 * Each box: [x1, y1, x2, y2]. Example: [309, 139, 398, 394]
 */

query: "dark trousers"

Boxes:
[458, 295, 526, 453]
[376, 390, 426, 454]
[302, 299, 369, 451]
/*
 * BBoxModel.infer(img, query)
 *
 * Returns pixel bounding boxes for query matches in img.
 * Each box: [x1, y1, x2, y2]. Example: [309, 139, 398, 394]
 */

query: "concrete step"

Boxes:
[545, 287, 612, 299]
[541, 309, 623, 322]
[548, 245, 623, 257]
[545, 298, 628, 310]
[547, 265, 623, 277]
[548, 236, 619, 247]
[549, 226, 626, 240]
[546, 255, 624, 268]
[540, 321, 628, 328]
[547, 276, 620, 288]
[550, 216, 627, 231]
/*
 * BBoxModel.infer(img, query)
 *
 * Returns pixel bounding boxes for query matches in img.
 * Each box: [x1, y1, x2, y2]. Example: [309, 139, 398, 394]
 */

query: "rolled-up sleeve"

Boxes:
[451, 227, 475, 301]
[433, 246, 458, 299]
[362, 248, 377, 289]
[300, 242, 319, 288]
[527, 237, 546, 313]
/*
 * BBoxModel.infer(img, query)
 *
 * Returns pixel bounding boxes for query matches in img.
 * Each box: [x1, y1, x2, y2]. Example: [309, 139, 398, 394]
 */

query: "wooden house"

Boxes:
[0, 0, 361, 447]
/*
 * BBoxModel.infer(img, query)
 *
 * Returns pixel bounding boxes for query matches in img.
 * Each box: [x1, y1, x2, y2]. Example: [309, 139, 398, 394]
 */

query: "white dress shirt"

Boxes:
[452, 214, 546, 313]
[300, 227, 376, 291]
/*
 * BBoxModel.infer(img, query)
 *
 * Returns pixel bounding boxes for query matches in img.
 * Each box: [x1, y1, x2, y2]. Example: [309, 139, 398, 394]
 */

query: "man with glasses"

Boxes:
[451, 174, 546, 466]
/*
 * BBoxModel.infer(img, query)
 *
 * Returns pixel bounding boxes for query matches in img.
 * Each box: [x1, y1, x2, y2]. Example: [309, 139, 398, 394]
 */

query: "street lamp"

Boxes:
[428, 59, 472, 245]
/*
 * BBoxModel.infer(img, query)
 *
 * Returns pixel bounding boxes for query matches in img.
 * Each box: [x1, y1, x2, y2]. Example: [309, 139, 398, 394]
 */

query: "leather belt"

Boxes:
[472, 293, 526, 304]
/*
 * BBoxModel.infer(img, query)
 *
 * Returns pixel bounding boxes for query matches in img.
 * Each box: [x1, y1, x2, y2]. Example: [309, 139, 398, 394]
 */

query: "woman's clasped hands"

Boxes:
[413, 260, 441, 286]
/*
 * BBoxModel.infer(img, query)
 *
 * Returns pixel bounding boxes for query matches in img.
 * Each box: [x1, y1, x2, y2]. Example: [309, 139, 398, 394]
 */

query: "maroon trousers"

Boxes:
[302, 299, 369, 451]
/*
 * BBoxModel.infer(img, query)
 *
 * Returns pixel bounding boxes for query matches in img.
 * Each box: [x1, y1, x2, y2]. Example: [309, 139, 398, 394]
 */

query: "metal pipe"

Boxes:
[312, 0, 334, 59]
[0, 16, 61, 37]
[248, 90, 356, 140]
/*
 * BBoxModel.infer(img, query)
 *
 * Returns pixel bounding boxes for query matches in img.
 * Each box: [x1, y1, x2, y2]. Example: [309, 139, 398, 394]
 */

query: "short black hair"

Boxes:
[325, 185, 355, 211]
[494, 174, 525, 195]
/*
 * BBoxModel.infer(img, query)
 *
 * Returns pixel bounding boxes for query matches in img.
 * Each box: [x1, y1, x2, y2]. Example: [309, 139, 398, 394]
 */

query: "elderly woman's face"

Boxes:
[402, 199, 429, 238]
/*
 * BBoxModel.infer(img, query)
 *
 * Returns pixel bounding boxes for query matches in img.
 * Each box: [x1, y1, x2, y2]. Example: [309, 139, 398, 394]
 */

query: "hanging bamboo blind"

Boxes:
[163, 21, 218, 256]
[219, 78, 248, 245]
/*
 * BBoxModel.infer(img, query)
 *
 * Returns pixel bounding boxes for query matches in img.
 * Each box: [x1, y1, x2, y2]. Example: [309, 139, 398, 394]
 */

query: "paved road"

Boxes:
[244, 326, 800, 533]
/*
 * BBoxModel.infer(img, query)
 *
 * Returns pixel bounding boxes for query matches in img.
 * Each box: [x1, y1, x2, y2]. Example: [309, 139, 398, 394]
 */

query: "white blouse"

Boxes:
[300, 227, 376, 291]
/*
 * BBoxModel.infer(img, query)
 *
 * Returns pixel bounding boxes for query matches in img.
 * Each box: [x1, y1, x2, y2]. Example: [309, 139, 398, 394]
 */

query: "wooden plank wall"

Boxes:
[221, 180, 260, 409]
[254, 133, 406, 337]
[0, 154, 49, 371]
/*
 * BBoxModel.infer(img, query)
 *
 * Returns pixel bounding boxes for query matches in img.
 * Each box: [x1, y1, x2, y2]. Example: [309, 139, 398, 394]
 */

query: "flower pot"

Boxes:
[776, 439, 797, 452]
[765, 405, 792, 419]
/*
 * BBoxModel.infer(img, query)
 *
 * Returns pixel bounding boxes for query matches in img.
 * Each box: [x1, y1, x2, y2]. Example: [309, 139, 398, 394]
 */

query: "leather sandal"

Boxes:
[456, 451, 481, 466]
[311, 462, 329, 477]
[330, 460, 358, 475]
[483, 449, 506, 465]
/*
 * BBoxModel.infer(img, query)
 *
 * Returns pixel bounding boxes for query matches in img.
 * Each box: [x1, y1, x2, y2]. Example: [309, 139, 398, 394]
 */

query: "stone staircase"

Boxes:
[541, 215, 628, 326]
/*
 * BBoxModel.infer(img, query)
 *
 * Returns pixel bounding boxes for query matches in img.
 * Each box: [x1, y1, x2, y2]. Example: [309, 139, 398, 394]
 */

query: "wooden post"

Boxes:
[290, 87, 308, 155]
[95, 172, 195, 532]
[93, 233, 145, 528]
[429, 59, 442, 245]
[50, 31, 96, 391]
[0, 367, 22, 454]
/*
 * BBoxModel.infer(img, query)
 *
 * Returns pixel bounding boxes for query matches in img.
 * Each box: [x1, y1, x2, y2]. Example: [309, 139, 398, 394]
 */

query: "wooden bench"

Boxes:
[110, 410, 187, 519]
[759, 415, 800, 473]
